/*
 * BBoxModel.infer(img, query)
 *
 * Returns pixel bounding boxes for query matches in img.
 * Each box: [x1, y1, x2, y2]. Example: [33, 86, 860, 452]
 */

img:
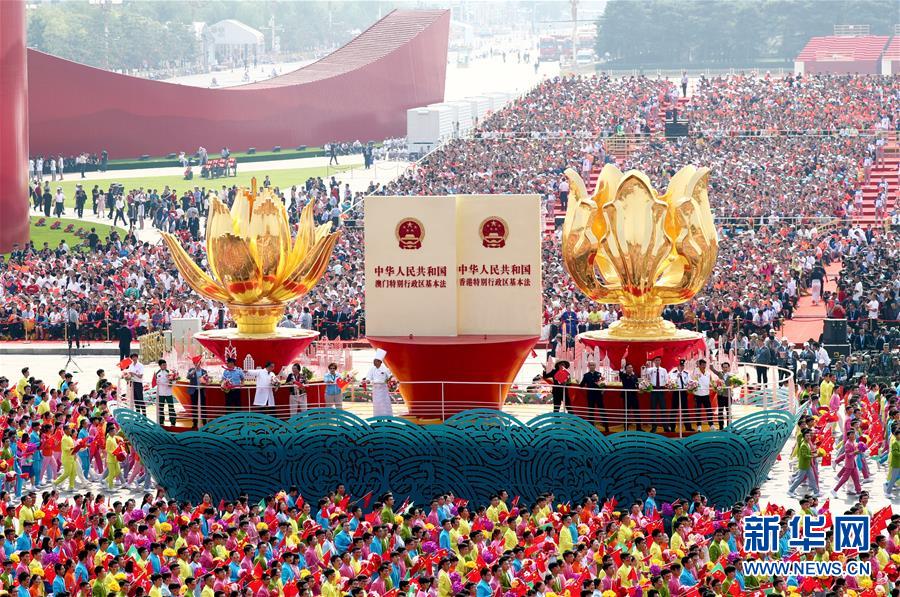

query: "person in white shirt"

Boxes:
[54, 188, 65, 217]
[558, 177, 570, 210]
[252, 361, 279, 416]
[669, 359, 693, 432]
[867, 294, 880, 329]
[814, 342, 831, 372]
[366, 349, 394, 417]
[155, 359, 177, 427]
[644, 355, 670, 432]
[124, 353, 146, 416]
[691, 359, 715, 431]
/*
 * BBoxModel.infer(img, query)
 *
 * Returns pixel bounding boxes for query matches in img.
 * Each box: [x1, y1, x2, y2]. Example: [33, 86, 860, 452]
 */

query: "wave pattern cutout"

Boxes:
[115, 408, 797, 508]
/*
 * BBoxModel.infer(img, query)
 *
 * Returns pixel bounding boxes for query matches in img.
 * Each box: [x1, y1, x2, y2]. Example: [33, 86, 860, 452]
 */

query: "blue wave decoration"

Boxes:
[115, 408, 797, 508]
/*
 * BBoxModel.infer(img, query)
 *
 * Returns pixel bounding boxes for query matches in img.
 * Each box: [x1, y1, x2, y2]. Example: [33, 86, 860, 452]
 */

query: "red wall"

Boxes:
[27, 11, 449, 159]
[803, 59, 881, 75]
[0, 0, 29, 252]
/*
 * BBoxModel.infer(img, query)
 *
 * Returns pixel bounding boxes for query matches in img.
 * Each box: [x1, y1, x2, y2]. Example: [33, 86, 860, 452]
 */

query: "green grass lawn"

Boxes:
[104, 146, 332, 170]
[41, 164, 350, 208]
[4, 217, 124, 257]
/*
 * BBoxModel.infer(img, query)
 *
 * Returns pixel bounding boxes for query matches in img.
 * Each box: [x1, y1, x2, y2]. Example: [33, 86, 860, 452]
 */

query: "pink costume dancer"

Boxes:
[832, 430, 863, 496]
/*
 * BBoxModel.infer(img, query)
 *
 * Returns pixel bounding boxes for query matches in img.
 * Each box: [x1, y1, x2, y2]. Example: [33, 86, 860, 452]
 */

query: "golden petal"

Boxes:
[268, 232, 342, 303]
[230, 189, 253, 236]
[208, 232, 264, 304]
[562, 168, 621, 298]
[294, 202, 316, 257]
[600, 173, 671, 297]
[314, 222, 333, 244]
[687, 167, 717, 246]
[280, 202, 315, 280]
[656, 171, 718, 305]
[206, 198, 236, 283]
[159, 233, 230, 302]
[247, 193, 291, 296]
[595, 164, 624, 202]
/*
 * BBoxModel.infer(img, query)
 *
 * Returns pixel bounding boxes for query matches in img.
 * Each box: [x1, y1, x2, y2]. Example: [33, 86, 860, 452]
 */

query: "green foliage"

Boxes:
[596, 0, 896, 68]
[27, 1, 395, 71]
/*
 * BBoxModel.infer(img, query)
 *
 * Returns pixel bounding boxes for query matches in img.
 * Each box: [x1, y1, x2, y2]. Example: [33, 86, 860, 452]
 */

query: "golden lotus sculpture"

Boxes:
[562, 164, 718, 340]
[161, 179, 341, 336]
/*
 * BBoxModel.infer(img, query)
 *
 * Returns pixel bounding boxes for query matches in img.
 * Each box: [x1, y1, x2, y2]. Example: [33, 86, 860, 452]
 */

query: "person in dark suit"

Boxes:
[116, 324, 133, 362]
[543, 360, 571, 413]
[619, 362, 640, 431]
[580, 362, 607, 432]
[325, 305, 339, 341]
[42, 187, 52, 217]
[187, 357, 209, 428]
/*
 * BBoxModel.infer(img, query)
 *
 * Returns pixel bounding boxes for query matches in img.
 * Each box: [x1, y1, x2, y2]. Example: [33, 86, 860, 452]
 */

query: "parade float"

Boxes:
[116, 170, 797, 508]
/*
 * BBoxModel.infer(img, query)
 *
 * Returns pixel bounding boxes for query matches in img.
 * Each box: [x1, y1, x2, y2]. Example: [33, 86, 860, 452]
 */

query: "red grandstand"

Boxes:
[794, 34, 889, 75]
[27, 9, 450, 158]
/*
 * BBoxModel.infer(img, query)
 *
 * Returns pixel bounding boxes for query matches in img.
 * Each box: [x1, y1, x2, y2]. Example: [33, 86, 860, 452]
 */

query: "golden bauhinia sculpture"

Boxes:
[562, 164, 718, 340]
[161, 179, 341, 335]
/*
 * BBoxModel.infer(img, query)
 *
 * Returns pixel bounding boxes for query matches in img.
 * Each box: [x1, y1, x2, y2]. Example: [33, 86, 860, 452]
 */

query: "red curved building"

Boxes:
[27, 9, 450, 158]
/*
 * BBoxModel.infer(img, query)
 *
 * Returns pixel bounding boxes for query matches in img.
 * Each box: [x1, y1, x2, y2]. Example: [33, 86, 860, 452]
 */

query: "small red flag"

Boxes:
[361, 490, 375, 509]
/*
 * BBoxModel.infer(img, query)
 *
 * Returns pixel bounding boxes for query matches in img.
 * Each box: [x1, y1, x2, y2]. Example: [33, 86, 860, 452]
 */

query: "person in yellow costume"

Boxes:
[670, 518, 687, 555]
[437, 557, 454, 597]
[105, 431, 123, 489]
[884, 427, 900, 494]
[53, 427, 78, 490]
[818, 374, 835, 410]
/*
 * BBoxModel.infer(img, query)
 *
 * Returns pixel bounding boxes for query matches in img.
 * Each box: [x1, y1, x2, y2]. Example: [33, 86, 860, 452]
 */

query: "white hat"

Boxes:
[374, 348, 387, 361]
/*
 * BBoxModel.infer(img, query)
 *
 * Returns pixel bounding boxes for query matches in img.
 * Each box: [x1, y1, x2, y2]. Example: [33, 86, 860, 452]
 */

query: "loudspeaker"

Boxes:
[824, 343, 850, 357]
[822, 318, 848, 345]
[665, 121, 689, 138]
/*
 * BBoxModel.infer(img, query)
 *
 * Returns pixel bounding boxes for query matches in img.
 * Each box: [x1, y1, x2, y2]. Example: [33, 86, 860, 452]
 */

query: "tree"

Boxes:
[596, 0, 897, 68]
[26, 1, 390, 72]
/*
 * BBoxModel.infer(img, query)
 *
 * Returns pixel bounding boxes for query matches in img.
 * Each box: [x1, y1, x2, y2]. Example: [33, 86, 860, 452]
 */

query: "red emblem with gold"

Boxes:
[480, 217, 508, 249]
[396, 218, 424, 250]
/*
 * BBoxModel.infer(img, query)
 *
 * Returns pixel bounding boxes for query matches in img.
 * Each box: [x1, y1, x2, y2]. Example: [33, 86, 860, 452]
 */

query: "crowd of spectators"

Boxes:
[684, 74, 899, 135]
[831, 228, 900, 359]
[7, 73, 900, 348]
[2, 172, 368, 342]
[0, 360, 898, 597]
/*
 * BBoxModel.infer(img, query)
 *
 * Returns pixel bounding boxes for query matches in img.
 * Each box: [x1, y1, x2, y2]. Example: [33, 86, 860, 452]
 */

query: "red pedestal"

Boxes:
[0, 0, 29, 253]
[566, 386, 719, 435]
[578, 334, 707, 371]
[367, 335, 539, 420]
[172, 381, 329, 427]
[194, 329, 319, 372]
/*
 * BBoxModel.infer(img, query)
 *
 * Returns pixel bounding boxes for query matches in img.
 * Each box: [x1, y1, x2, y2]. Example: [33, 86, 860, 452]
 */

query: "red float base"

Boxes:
[171, 381, 330, 429]
[194, 328, 319, 372]
[366, 335, 539, 421]
[578, 332, 707, 371]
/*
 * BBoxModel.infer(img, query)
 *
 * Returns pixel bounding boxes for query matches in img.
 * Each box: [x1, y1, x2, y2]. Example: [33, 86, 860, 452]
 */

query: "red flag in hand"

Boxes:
[361, 490, 375, 509]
